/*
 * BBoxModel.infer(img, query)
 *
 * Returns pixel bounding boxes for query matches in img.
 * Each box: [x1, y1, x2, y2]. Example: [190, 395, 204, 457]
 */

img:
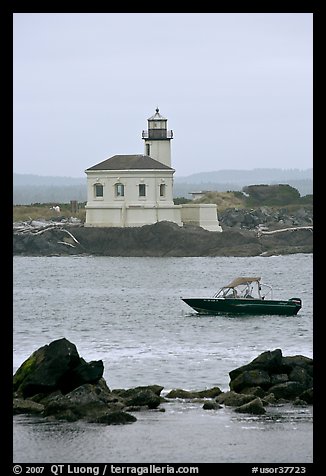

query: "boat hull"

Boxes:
[181, 298, 301, 316]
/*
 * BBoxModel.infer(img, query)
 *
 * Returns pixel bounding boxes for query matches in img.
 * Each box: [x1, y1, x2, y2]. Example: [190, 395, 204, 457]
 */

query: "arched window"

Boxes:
[94, 183, 103, 198]
[115, 183, 125, 197]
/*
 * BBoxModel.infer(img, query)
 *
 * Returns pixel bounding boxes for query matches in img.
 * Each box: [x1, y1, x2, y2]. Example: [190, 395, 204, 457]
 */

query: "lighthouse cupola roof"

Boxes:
[148, 107, 166, 121]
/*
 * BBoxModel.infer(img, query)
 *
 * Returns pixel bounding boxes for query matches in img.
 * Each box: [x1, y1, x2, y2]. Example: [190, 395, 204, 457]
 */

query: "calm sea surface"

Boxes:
[13, 254, 313, 463]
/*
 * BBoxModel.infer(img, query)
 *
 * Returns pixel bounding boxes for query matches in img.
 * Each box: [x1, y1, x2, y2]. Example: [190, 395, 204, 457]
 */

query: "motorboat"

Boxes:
[181, 276, 302, 316]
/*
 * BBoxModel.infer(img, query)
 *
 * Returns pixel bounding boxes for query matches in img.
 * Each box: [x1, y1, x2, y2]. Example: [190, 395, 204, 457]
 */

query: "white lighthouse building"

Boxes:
[84, 109, 222, 231]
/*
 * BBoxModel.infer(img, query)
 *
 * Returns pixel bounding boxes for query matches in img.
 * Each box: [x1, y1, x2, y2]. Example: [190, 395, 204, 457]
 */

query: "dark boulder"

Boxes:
[282, 355, 313, 375]
[270, 373, 289, 385]
[90, 411, 137, 425]
[61, 358, 104, 394]
[13, 338, 81, 397]
[234, 397, 266, 415]
[42, 382, 125, 421]
[13, 338, 104, 398]
[267, 381, 308, 400]
[122, 388, 161, 409]
[165, 386, 222, 399]
[216, 391, 257, 407]
[288, 366, 313, 387]
[230, 369, 271, 392]
[13, 398, 44, 415]
[229, 349, 283, 381]
[228, 349, 313, 406]
[299, 387, 313, 404]
[112, 385, 164, 398]
[203, 401, 222, 410]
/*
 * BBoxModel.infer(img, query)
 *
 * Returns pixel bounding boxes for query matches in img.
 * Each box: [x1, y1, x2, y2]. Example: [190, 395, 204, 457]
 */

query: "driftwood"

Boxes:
[63, 229, 80, 244]
[57, 241, 76, 248]
[257, 226, 313, 237]
[13, 221, 81, 245]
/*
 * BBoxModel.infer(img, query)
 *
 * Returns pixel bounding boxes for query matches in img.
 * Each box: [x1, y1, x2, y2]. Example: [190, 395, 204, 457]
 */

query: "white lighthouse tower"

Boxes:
[142, 108, 173, 167]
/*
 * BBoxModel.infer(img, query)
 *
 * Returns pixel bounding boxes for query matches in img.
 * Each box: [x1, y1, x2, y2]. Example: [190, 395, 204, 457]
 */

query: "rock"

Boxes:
[13, 398, 44, 415]
[216, 391, 256, 407]
[228, 349, 313, 404]
[229, 349, 283, 381]
[262, 393, 277, 404]
[89, 411, 137, 425]
[42, 383, 124, 421]
[219, 206, 313, 232]
[267, 381, 308, 400]
[270, 374, 289, 385]
[165, 389, 199, 399]
[124, 389, 161, 409]
[239, 386, 266, 397]
[61, 358, 104, 394]
[230, 369, 271, 393]
[299, 387, 313, 404]
[112, 385, 164, 397]
[203, 401, 222, 410]
[194, 387, 223, 398]
[13, 338, 104, 398]
[165, 386, 222, 399]
[282, 355, 313, 374]
[288, 366, 313, 387]
[13, 338, 81, 397]
[234, 397, 266, 415]
[293, 398, 308, 406]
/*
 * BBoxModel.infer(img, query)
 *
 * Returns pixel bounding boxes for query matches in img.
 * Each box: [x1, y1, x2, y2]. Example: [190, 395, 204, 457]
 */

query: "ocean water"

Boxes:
[13, 254, 313, 463]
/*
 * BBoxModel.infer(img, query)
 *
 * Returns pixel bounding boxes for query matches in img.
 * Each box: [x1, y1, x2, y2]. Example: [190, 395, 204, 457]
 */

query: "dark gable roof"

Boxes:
[86, 154, 173, 171]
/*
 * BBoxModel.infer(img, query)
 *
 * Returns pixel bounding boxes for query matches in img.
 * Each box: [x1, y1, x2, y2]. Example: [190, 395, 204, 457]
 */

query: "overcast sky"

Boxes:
[13, 13, 313, 178]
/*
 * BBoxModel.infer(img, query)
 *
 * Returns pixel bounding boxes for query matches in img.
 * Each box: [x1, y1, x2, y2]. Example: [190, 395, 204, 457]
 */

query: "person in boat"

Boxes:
[244, 285, 254, 299]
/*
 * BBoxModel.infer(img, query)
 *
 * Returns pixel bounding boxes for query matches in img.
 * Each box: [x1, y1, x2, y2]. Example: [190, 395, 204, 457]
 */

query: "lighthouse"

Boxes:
[85, 107, 222, 231]
[142, 108, 173, 167]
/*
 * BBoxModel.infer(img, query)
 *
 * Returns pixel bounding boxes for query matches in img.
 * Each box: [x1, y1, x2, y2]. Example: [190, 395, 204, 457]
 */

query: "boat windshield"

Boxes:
[213, 279, 273, 300]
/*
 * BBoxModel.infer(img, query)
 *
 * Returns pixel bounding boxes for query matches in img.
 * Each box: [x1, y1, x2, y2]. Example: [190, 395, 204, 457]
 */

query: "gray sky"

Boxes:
[13, 13, 313, 178]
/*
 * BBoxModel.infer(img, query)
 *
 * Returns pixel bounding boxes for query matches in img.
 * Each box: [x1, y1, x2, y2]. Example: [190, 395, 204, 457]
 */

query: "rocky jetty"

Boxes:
[13, 216, 313, 257]
[13, 339, 313, 424]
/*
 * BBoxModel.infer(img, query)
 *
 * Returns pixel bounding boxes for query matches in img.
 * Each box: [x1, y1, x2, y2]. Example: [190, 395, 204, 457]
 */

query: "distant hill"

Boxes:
[13, 174, 85, 186]
[13, 174, 86, 204]
[175, 168, 312, 184]
[13, 169, 313, 204]
[174, 168, 313, 198]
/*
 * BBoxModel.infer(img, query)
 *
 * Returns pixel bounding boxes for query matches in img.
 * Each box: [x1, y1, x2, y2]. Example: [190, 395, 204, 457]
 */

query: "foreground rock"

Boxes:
[13, 338, 103, 397]
[165, 349, 313, 414]
[13, 338, 163, 424]
[228, 349, 313, 401]
[13, 340, 313, 423]
[13, 220, 312, 257]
